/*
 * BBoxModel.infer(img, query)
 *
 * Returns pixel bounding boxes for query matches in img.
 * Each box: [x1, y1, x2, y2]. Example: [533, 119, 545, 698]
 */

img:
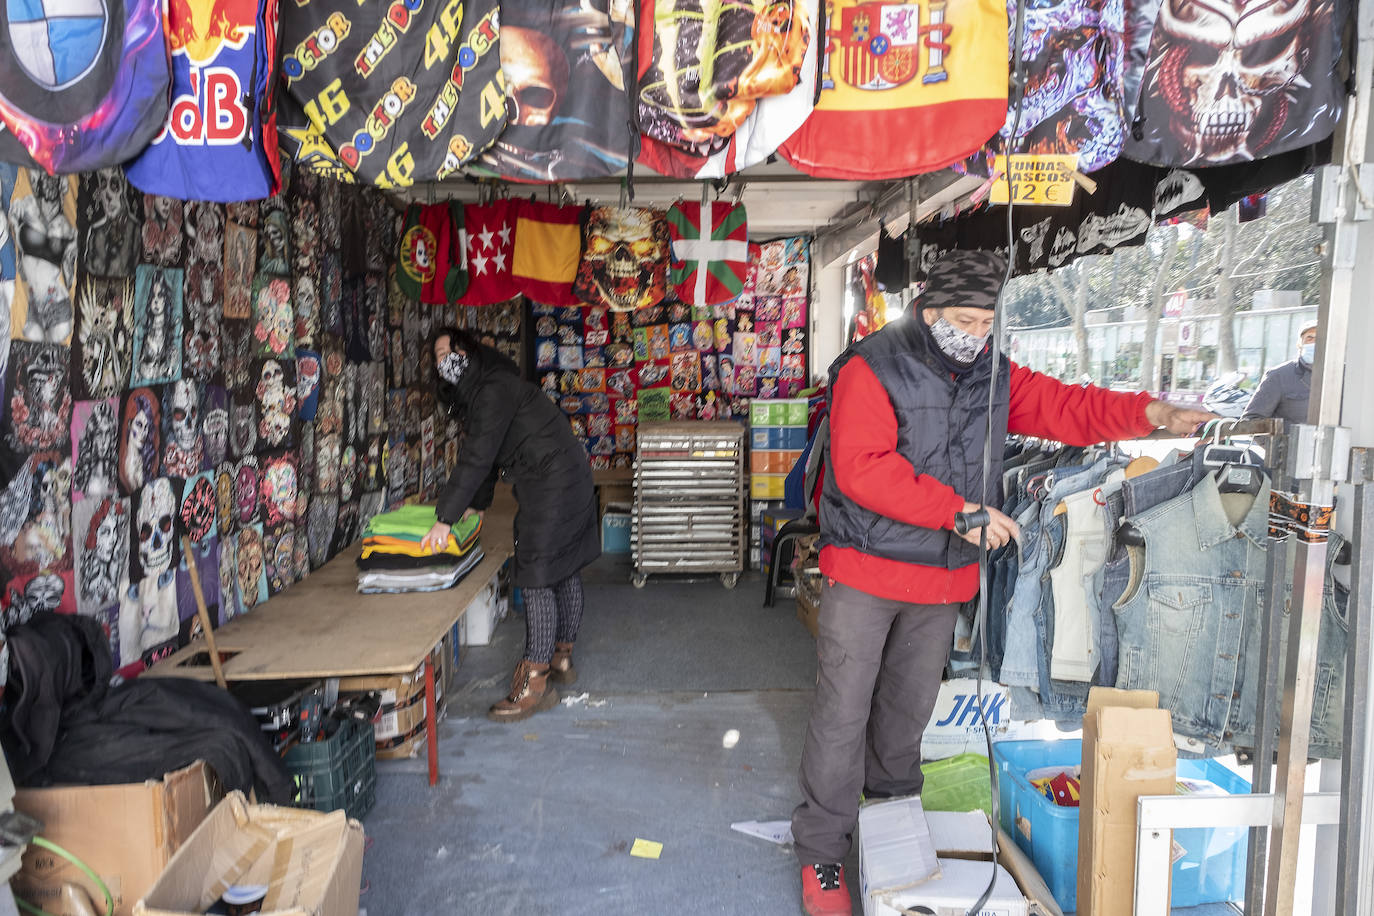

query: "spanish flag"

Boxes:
[512, 201, 585, 306]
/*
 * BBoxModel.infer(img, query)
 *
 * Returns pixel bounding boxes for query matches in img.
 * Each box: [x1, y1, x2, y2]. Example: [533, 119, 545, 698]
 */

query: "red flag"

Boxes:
[458, 200, 519, 306]
[667, 201, 749, 306]
[512, 201, 584, 306]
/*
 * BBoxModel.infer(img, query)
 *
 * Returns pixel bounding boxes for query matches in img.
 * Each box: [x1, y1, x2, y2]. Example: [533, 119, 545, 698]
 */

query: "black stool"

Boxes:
[763, 518, 820, 607]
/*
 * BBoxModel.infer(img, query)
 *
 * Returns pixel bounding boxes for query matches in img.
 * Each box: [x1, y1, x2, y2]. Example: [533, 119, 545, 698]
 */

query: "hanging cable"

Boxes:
[14, 837, 115, 916]
[963, 0, 1028, 911]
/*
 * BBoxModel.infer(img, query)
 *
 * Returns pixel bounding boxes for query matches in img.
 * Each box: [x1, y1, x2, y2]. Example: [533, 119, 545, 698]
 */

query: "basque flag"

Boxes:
[667, 201, 749, 306]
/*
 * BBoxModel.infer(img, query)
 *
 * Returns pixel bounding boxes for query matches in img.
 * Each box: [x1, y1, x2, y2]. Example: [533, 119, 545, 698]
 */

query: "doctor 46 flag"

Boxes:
[666, 202, 749, 307]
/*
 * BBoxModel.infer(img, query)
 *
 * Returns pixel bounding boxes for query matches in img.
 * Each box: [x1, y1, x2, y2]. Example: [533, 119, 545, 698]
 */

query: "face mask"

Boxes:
[929, 316, 989, 365]
[438, 351, 470, 385]
[1300, 343, 1315, 365]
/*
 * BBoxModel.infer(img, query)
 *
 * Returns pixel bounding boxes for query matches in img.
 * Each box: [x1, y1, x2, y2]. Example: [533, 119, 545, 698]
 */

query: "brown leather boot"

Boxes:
[549, 642, 577, 685]
[487, 659, 559, 722]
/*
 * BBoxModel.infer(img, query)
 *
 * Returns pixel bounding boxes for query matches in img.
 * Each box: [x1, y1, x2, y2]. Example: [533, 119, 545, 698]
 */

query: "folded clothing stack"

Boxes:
[356, 506, 484, 594]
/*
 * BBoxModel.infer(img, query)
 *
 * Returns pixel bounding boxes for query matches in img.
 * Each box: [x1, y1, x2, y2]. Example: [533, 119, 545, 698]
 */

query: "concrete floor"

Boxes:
[358, 555, 1245, 916]
[360, 555, 831, 915]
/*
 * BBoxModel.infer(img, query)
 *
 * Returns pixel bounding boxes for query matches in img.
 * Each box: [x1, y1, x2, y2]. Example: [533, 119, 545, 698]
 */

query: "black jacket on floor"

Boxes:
[436, 345, 599, 588]
[0, 612, 291, 802]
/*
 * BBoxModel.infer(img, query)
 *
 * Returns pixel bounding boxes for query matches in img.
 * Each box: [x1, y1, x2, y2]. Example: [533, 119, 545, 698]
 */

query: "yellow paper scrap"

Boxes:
[630, 838, 663, 859]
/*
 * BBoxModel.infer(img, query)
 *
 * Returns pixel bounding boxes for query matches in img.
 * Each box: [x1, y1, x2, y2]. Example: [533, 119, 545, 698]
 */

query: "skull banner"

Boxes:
[574, 208, 671, 312]
[471, 0, 636, 181]
[1126, 0, 1341, 166]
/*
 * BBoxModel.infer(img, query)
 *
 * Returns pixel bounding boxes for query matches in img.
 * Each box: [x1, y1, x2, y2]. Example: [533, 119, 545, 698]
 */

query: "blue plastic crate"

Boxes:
[993, 739, 1249, 913]
[782, 426, 807, 449]
[601, 511, 631, 553]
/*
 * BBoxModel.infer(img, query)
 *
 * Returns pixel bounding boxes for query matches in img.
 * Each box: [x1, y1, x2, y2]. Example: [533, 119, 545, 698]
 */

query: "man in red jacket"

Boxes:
[795, 251, 1212, 916]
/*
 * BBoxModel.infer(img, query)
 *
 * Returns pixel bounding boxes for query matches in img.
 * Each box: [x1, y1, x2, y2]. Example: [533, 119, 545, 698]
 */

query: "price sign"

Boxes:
[990, 154, 1080, 207]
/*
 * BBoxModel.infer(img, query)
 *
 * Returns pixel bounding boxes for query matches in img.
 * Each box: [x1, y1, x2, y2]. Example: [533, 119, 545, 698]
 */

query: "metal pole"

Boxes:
[1262, 0, 1374, 898]
[1244, 427, 1291, 912]
[1336, 449, 1374, 914]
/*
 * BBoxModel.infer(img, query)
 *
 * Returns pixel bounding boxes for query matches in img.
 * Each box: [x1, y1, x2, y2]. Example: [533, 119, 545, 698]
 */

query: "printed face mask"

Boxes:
[929, 316, 988, 365]
[438, 351, 469, 385]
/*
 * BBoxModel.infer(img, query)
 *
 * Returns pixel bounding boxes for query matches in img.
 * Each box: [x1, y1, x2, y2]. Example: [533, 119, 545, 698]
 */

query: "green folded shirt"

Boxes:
[363, 505, 482, 543]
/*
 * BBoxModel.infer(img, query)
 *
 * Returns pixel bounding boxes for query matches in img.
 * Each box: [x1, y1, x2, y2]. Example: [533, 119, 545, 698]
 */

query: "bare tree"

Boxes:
[1045, 262, 1092, 378]
[1140, 224, 1181, 392]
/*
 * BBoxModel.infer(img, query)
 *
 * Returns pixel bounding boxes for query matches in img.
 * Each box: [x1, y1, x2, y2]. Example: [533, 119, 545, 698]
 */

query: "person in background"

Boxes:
[1243, 321, 1318, 423]
[421, 328, 600, 722]
[794, 251, 1216, 916]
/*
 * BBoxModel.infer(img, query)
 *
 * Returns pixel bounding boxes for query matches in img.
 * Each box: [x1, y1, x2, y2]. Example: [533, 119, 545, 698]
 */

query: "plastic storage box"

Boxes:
[601, 509, 631, 553]
[993, 739, 1249, 912]
[284, 717, 377, 820]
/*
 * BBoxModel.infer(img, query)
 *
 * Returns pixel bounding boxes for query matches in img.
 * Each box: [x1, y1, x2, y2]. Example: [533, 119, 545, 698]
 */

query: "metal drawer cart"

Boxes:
[631, 421, 746, 589]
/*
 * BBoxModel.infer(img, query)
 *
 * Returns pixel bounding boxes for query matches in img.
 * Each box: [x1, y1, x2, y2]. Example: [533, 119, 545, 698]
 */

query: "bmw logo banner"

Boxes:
[0, 0, 171, 174]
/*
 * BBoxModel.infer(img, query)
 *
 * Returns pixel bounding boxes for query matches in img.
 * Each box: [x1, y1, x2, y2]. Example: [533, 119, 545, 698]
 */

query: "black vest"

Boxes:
[820, 318, 1010, 569]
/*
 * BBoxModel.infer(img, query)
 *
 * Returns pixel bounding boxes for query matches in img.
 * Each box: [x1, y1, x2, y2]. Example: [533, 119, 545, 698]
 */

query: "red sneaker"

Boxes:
[801, 863, 852, 916]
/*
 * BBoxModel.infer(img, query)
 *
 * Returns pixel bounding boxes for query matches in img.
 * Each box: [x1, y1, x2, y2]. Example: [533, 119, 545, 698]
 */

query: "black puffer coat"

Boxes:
[436, 345, 600, 588]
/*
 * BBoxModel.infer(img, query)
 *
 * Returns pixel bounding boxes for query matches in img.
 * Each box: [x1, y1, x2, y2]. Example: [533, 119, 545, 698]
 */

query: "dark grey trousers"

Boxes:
[791, 579, 959, 865]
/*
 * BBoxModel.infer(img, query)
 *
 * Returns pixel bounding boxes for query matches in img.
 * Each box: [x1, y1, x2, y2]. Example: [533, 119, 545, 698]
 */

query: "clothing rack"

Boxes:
[1003, 416, 1365, 916]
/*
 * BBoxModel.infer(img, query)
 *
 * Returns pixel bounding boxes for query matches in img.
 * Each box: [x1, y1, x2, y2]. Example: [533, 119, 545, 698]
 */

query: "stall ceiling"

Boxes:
[397, 158, 982, 249]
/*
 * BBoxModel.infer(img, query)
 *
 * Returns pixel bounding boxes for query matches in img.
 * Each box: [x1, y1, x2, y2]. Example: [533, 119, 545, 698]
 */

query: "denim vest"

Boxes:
[1226, 532, 1348, 759]
[1113, 471, 1272, 752]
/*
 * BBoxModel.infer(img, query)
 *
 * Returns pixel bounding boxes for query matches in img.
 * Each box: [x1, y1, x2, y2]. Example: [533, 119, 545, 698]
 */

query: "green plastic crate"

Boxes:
[285, 717, 377, 820]
[920, 753, 993, 814]
[750, 402, 772, 426]
[785, 400, 808, 427]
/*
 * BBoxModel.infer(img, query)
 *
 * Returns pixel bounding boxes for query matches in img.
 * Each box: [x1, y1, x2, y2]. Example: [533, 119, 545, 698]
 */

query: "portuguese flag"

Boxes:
[667, 202, 750, 306]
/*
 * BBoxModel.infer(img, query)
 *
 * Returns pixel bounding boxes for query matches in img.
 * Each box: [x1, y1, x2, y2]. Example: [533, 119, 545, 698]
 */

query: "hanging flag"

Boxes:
[667, 202, 749, 306]
[0, 0, 170, 174]
[637, 0, 822, 179]
[574, 208, 670, 312]
[275, 0, 506, 186]
[458, 200, 519, 306]
[469, 0, 636, 182]
[123, 0, 281, 200]
[397, 202, 469, 305]
[779, 0, 1008, 179]
[511, 201, 583, 306]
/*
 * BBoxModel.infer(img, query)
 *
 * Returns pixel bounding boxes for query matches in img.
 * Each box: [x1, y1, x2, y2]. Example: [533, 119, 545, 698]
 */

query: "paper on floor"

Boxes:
[730, 820, 794, 845]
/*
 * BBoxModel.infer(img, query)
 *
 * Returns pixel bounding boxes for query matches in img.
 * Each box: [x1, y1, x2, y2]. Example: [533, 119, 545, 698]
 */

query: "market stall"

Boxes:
[0, 0, 1369, 910]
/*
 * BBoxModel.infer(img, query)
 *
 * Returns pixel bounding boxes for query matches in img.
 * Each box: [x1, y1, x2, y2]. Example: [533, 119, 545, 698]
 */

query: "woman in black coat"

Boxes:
[421, 328, 600, 722]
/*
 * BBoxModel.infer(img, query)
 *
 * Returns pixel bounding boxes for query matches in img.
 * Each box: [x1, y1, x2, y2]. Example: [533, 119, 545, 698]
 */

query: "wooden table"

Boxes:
[146, 490, 516, 786]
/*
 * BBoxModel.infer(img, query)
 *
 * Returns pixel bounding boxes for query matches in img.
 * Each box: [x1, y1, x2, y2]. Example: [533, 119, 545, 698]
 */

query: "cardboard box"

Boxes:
[134, 792, 363, 916]
[1076, 688, 1176, 916]
[337, 643, 446, 757]
[858, 795, 940, 916]
[12, 762, 217, 916]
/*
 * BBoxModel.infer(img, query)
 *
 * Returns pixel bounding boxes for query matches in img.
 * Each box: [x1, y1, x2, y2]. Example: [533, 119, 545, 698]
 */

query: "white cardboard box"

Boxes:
[458, 572, 501, 646]
[859, 797, 1027, 916]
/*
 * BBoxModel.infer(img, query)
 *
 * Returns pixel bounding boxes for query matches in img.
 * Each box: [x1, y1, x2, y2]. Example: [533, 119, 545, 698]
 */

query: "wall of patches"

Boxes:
[534, 236, 811, 469]
[0, 163, 464, 678]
